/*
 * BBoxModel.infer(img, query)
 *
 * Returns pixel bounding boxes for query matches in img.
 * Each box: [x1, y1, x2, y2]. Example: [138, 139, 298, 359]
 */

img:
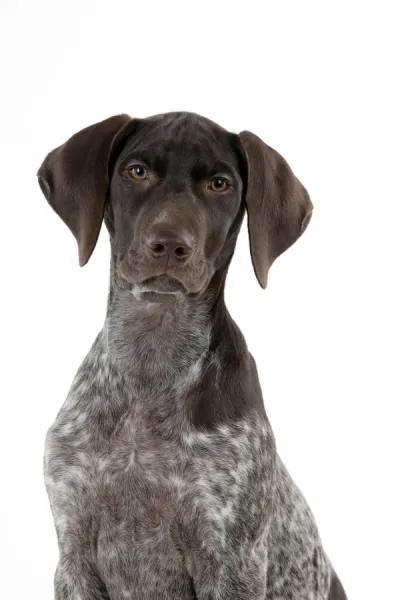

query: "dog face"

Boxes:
[108, 113, 244, 297]
[38, 111, 313, 296]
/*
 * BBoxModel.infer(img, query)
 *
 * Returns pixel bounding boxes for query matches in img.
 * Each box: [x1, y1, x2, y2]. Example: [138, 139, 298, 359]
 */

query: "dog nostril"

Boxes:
[150, 242, 165, 256]
[148, 236, 193, 260]
[175, 246, 188, 258]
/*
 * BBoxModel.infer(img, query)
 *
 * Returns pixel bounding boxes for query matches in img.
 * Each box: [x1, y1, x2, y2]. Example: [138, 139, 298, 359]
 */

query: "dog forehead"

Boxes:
[122, 112, 238, 166]
[145, 111, 227, 141]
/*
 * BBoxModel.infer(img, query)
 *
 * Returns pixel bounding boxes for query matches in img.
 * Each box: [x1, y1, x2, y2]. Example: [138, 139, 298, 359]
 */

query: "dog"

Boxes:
[38, 112, 347, 599]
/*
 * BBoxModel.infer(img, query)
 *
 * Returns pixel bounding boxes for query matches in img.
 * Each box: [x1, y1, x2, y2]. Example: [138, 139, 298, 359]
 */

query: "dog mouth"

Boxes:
[119, 257, 210, 298]
[141, 275, 186, 294]
[131, 275, 187, 301]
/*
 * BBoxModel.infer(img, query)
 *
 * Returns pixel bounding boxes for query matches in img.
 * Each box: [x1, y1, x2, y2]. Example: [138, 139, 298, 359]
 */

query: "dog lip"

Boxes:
[137, 274, 187, 294]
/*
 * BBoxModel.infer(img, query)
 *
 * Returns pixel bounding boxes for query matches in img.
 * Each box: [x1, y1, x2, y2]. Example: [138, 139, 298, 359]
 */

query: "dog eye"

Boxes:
[210, 177, 229, 192]
[129, 165, 149, 180]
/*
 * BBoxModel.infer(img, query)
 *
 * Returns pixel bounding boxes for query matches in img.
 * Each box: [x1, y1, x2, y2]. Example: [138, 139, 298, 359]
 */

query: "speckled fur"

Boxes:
[41, 112, 345, 599]
[45, 276, 334, 600]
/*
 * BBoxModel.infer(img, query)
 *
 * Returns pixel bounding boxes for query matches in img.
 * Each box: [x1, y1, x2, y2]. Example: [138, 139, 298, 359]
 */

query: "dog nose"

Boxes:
[147, 231, 194, 264]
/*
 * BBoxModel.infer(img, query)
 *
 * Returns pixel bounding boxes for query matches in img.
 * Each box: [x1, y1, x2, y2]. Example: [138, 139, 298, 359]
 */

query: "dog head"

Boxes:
[38, 112, 312, 299]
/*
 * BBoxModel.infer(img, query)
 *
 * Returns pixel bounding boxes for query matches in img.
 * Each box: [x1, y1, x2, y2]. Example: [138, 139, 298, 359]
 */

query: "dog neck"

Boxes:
[104, 252, 230, 390]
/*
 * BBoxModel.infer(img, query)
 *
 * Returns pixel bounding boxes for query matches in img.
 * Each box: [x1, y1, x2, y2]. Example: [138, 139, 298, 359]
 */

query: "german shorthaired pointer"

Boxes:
[38, 112, 347, 600]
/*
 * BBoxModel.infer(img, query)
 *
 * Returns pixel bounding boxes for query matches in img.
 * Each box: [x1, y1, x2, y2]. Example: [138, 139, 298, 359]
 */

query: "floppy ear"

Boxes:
[37, 114, 132, 266]
[239, 131, 313, 289]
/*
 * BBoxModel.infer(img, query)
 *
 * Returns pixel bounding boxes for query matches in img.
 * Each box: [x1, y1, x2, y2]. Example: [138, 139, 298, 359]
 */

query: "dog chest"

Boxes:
[45, 406, 273, 599]
[45, 399, 272, 535]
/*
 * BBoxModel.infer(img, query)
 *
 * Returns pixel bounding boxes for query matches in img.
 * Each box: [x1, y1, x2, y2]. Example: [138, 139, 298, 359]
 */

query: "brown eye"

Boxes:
[129, 165, 149, 180]
[210, 177, 229, 192]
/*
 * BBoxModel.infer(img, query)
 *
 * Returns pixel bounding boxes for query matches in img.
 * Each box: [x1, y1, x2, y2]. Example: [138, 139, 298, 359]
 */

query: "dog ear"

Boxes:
[238, 131, 313, 288]
[37, 114, 132, 266]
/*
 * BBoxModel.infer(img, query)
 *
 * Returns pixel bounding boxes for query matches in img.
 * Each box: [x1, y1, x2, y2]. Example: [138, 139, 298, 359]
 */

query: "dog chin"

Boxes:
[130, 275, 189, 302]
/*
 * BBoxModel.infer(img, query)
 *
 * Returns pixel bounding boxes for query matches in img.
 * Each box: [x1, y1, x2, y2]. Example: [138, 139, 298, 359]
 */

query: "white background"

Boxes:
[1, 1, 399, 599]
